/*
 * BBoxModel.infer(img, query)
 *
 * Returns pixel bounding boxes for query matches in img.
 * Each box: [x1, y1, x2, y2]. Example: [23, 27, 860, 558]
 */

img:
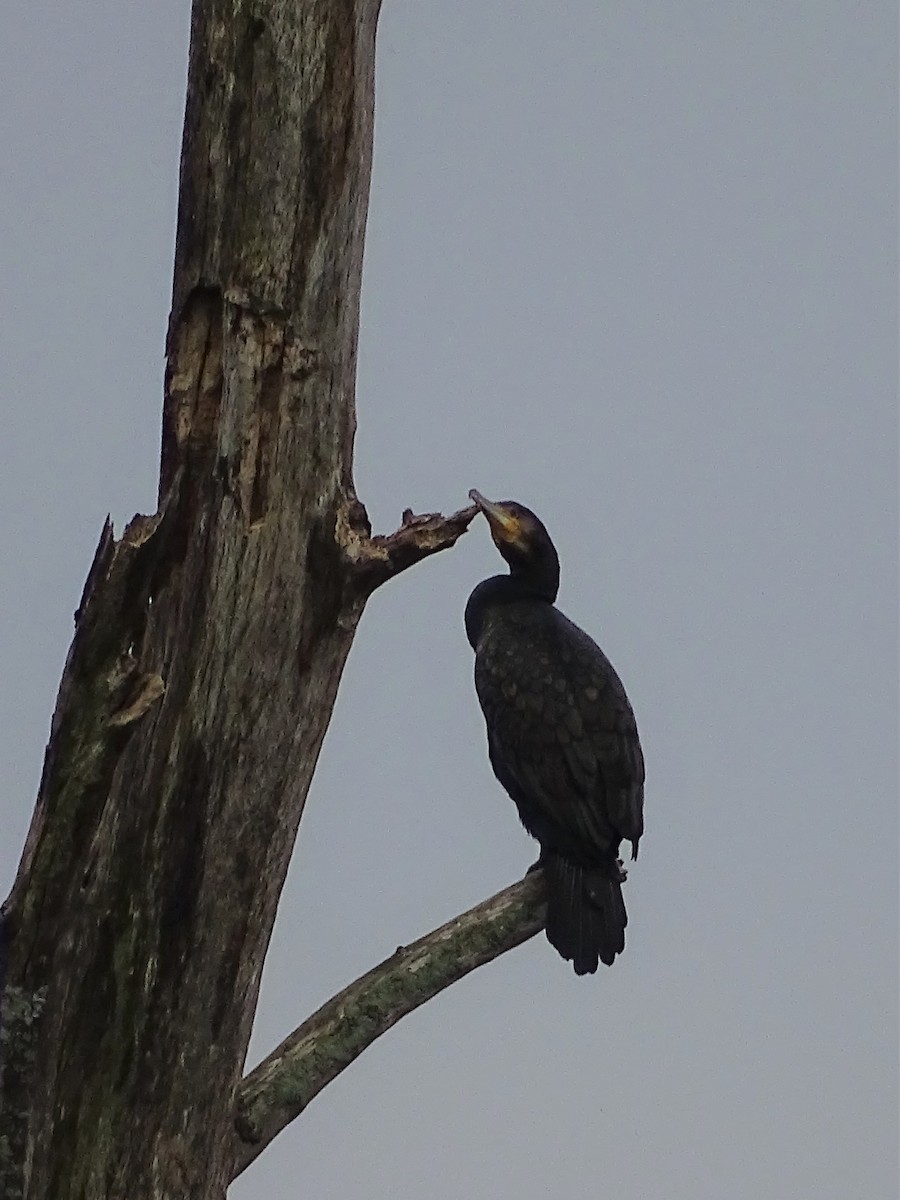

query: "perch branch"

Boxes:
[231, 870, 546, 1178]
[341, 502, 479, 592]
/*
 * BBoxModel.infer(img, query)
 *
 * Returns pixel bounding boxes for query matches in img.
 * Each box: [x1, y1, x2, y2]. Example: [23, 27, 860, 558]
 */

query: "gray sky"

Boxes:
[2, 3, 897, 1198]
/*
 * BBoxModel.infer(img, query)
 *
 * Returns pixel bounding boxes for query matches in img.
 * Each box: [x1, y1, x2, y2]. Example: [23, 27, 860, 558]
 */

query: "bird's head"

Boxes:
[469, 489, 560, 600]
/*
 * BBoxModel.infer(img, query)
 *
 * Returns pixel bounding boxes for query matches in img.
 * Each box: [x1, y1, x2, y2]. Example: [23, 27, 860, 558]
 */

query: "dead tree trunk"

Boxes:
[0, 2, 543, 1197]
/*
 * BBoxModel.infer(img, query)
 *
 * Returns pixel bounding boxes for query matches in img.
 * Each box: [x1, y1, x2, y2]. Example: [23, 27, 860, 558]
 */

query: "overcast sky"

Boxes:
[2, 3, 897, 1198]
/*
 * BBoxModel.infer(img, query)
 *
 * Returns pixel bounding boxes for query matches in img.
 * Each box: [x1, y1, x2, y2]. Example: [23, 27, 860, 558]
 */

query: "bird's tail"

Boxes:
[543, 852, 627, 974]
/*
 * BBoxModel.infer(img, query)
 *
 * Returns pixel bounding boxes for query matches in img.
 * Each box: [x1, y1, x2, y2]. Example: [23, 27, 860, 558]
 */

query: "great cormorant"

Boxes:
[465, 490, 644, 973]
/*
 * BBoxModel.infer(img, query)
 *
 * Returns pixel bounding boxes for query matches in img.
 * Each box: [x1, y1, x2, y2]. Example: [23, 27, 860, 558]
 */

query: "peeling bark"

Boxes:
[1, 2, 388, 1197]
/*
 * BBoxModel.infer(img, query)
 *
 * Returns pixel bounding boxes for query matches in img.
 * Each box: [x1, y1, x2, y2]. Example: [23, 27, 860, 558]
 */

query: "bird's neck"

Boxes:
[465, 572, 557, 649]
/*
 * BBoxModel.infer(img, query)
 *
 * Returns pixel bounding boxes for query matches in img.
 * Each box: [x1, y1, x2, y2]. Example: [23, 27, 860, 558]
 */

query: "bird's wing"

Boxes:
[554, 612, 644, 851]
[475, 608, 643, 860]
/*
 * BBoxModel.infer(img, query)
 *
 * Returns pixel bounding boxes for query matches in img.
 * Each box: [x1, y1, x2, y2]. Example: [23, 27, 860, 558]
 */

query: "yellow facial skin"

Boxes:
[468, 489, 530, 551]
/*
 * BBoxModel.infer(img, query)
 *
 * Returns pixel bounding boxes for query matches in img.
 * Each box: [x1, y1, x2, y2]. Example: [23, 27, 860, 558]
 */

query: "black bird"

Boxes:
[465, 490, 645, 973]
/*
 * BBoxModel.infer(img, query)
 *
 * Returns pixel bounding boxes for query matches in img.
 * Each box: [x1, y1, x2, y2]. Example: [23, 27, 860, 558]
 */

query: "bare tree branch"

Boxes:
[340, 502, 479, 593]
[231, 871, 547, 1178]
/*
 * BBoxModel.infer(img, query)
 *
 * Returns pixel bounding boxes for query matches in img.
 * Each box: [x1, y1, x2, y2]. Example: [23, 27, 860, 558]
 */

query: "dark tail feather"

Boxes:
[543, 853, 627, 974]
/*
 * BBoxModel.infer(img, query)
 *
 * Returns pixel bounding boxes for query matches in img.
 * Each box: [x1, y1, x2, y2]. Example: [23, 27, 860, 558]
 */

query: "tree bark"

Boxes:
[0, 3, 539, 1197]
[1, 2, 390, 1196]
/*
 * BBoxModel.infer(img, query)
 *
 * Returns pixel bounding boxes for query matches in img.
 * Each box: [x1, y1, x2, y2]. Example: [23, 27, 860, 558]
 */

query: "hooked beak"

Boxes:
[469, 489, 524, 544]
